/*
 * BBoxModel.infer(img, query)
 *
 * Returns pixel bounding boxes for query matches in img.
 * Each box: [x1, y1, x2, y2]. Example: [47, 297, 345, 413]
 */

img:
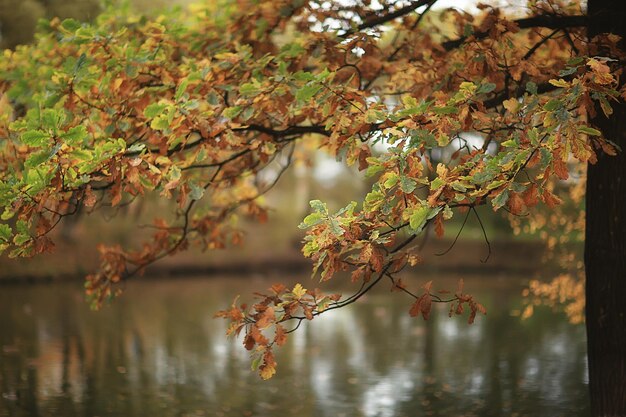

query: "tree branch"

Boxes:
[342, 0, 435, 37]
[442, 14, 587, 51]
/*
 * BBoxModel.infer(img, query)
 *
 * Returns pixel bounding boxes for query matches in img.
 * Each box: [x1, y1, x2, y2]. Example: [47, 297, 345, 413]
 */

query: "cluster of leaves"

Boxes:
[0, 1, 624, 378]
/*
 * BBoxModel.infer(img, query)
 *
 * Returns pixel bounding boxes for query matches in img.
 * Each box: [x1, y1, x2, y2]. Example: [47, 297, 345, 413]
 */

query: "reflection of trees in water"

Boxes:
[0, 279, 588, 417]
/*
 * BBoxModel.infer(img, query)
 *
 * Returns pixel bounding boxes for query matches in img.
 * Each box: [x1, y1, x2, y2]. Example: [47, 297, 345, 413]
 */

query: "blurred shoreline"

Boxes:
[0, 238, 576, 284]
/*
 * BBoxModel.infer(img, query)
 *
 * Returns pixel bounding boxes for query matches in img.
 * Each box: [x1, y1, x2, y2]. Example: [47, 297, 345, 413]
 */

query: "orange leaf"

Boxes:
[507, 192, 525, 215]
[351, 267, 364, 283]
[249, 325, 269, 347]
[259, 349, 277, 380]
[553, 158, 569, 180]
[522, 184, 539, 207]
[256, 307, 275, 329]
[542, 189, 562, 209]
[420, 295, 432, 320]
[409, 296, 423, 317]
[370, 246, 385, 272]
[244, 334, 255, 350]
[434, 213, 444, 238]
[270, 283, 286, 295]
[275, 324, 287, 346]
[83, 186, 97, 208]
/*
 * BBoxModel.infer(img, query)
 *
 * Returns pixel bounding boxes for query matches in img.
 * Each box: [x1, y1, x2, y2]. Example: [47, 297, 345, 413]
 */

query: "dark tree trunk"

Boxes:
[585, 1, 626, 416]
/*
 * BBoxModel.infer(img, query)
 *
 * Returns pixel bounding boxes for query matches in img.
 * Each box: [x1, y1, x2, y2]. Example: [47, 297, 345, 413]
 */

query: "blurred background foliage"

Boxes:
[0, 0, 198, 49]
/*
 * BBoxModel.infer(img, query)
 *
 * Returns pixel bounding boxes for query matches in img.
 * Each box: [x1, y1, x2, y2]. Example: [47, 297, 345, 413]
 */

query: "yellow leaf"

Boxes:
[112, 78, 124, 91]
[292, 283, 307, 300]
[548, 79, 570, 88]
[260, 364, 276, 380]
[259, 349, 277, 380]
[503, 97, 520, 113]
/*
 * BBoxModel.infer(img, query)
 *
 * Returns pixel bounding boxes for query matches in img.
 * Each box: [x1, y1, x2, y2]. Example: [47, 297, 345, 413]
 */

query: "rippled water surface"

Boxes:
[0, 273, 588, 417]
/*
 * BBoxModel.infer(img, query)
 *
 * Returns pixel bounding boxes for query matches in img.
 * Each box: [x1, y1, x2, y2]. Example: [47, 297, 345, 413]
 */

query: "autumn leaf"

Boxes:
[542, 189, 563, 209]
[259, 349, 277, 380]
[507, 192, 525, 215]
[274, 324, 287, 346]
[292, 283, 307, 300]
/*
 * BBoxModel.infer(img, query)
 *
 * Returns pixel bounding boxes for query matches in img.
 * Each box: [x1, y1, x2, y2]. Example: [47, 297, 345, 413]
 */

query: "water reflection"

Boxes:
[0, 274, 588, 417]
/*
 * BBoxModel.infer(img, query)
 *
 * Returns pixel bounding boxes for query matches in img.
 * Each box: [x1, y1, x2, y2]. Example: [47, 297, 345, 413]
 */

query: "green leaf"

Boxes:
[409, 205, 441, 234]
[543, 99, 562, 111]
[302, 239, 320, 257]
[317, 296, 332, 312]
[430, 177, 445, 191]
[16, 221, 28, 235]
[296, 84, 322, 102]
[70, 149, 93, 161]
[309, 200, 327, 214]
[239, 82, 259, 97]
[299, 212, 325, 229]
[383, 174, 399, 189]
[1, 208, 15, 221]
[567, 56, 585, 66]
[292, 71, 315, 82]
[223, 106, 242, 119]
[251, 355, 262, 371]
[526, 81, 538, 94]
[366, 163, 384, 178]
[128, 143, 146, 154]
[451, 182, 467, 192]
[21, 130, 49, 147]
[60, 18, 82, 33]
[189, 182, 205, 201]
[409, 206, 429, 231]
[144, 103, 168, 118]
[73, 53, 88, 75]
[150, 116, 170, 131]
[432, 106, 458, 115]
[577, 125, 602, 136]
[168, 165, 182, 182]
[436, 133, 450, 147]
[558, 67, 578, 77]
[329, 218, 343, 236]
[486, 179, 506, 190]
[41, 109, 62, 130]
[60, 125, 87, 145]
[476, 82, 496, 94]
[0, 224, 11, 242]
[13, 233, 30, 246]
[175, 79, 189, 101]
[364, 190, 384, 212]
[402, 95, 418, 108]
[280, 42, 306, 58]
[491, 189, 509, 210]
[25, 151, 51, 168]
[400, 176, 417, 193]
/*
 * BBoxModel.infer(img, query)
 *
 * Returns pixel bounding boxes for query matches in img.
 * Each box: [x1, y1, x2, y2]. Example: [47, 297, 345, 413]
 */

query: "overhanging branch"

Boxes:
[342, 0, 435, 37]
[443, 14, 588, 51]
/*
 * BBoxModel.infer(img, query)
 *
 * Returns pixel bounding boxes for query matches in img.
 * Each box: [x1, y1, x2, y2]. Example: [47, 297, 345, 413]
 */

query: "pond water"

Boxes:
[0, 273, 588, 417]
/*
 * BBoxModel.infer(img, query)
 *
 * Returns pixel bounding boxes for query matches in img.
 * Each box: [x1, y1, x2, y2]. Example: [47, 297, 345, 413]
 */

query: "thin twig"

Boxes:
[472, 207, 491, 263]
